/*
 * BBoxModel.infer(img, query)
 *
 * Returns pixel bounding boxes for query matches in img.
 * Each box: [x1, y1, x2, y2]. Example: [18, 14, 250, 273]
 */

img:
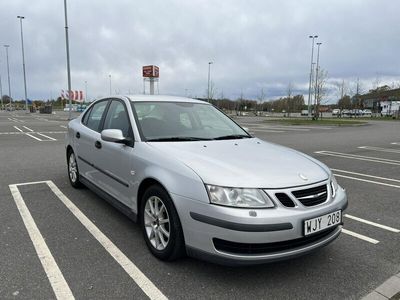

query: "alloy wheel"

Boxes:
[144, 196, 170, 250]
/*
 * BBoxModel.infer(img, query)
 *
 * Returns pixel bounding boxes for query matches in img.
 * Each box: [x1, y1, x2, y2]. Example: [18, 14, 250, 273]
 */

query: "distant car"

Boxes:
[66, 95, 347, 265]
[341, 109, 350, 116]
[362, 109, 372, 116]
[352, 109, 363, 116]
[301, 110, 308, 116]
[332, 109, 341, 116]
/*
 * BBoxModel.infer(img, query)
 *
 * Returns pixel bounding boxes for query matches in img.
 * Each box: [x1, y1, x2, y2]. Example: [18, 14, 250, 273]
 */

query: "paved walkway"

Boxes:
[363, 272, 400, 299]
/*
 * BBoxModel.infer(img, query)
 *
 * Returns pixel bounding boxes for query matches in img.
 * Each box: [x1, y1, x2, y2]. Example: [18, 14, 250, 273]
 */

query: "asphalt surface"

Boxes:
[0, 110, 399, 299]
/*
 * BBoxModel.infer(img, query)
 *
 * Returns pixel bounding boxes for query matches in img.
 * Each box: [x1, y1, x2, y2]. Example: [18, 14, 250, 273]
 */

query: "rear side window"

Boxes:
[81, 107, 92, 125]
[86, 101, 108, 132]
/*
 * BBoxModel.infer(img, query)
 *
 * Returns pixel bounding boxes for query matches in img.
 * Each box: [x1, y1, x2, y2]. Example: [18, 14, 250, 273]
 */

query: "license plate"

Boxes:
[304, 210, 341, 236]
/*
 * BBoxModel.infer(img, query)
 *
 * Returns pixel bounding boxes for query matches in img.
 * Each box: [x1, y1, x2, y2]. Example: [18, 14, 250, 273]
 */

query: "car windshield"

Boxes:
[131, 101, 251, 141]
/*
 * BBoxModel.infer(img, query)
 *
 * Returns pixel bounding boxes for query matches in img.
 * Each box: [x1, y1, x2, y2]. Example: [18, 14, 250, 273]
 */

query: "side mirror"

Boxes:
[101, 129, 126, 144]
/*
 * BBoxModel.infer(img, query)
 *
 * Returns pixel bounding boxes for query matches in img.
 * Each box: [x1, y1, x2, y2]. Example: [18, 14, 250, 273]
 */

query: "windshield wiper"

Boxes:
[147, 137, 212, 142]
[213, 134, 251, 140]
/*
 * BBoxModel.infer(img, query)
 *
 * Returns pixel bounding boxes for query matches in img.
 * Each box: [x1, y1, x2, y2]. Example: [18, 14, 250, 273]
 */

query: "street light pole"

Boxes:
[84, 80, 88, 102]
[307, 35, 318, 117]
[17, 16, 28, 112]
[314, 42, 322, 118]
[207, 61, 213, 102]
[4, 45, 11, 108]
[109, 74, 112, 95]
[0, 73, 3, 109]
[63, 0, 72, 120]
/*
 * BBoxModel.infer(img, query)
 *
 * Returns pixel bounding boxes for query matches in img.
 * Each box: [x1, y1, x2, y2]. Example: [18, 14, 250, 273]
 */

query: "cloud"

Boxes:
[0, 0, 399, 103]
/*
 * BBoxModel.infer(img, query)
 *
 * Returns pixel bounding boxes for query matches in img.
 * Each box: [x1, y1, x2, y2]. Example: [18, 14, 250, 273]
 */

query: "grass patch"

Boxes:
[263, 118, 368, 126]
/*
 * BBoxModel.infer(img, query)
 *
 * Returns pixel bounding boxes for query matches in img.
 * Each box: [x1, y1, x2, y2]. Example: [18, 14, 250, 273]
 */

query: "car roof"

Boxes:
[125, 95, 208, 104]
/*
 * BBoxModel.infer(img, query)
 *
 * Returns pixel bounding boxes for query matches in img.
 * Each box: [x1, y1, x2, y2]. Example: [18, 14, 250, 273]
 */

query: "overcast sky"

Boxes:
[0, 0, 399, 103]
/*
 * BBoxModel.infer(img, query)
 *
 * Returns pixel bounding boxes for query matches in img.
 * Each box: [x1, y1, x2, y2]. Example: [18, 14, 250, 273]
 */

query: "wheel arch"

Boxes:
[66, 145, 74, 162]
[137, 177, 169, 219]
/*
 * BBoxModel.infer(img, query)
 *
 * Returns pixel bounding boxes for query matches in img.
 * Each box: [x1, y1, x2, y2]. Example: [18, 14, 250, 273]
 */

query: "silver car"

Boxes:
[66, 95, 347, 265]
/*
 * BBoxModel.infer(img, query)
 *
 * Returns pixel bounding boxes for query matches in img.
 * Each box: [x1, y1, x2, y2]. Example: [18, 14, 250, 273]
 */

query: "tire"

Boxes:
[67, 150, 83, 188]
[140, 185, 185, 261]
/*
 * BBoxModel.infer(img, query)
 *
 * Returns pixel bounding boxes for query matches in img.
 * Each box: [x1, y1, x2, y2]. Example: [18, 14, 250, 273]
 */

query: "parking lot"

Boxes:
[1, 111, 399, 299]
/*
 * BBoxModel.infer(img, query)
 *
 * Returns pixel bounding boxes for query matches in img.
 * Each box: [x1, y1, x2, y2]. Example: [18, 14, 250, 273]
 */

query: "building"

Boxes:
[354, 86, 400, 116]
[380, 100, 400, 116]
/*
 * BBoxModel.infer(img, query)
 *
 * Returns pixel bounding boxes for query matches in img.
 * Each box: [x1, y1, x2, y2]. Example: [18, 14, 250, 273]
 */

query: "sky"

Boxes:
[0, 0, 399, 103]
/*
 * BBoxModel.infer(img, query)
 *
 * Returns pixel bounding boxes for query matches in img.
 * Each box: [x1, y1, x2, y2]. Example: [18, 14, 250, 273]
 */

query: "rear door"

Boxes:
[76, 99, 109, 183]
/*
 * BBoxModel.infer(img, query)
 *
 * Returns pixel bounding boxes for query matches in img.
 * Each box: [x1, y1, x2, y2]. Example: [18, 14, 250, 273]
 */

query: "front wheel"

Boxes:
[67, 150, 83, 188]
[140, 185, 185, 261]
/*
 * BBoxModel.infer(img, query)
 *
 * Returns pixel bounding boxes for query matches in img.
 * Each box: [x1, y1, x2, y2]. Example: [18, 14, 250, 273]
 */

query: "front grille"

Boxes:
[213, 227, 337, 255]
[292, 184, 328, 207]
[275, 193, 295, 207]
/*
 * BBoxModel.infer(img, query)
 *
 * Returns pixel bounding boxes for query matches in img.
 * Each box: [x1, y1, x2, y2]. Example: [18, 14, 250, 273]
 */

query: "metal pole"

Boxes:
[63, 0, 72, 120]
[207, 61, 213, 102]
[307, 35, 318, 117]
[0, 73, 3, 109]
[85, 80, 87, 102]
[149, 78, 154, 95]
[17, 16, 28, 112]
[4, 45, 11, 109]
[109, 74, 112, 95]
[314, 42, 322, 117]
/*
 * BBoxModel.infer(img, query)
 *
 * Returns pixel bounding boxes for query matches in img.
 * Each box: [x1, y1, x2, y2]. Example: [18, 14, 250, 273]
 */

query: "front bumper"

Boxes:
[172, 184, 348, 266]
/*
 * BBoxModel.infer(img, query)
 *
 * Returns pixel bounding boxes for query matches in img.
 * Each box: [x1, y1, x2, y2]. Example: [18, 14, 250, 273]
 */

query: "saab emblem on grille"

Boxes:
[299, 173, 308, 181]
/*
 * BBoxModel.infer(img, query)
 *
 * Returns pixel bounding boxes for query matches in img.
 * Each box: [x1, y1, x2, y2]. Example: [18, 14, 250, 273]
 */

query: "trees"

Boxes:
[314, 68, 328, 119]
[337, 95, 352, 109]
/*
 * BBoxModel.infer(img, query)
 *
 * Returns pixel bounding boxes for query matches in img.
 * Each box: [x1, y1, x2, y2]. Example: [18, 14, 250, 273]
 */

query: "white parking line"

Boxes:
[391, 142, 400, 145]
[46, 181, 167, 300]
[0, 131, 66, 135]
[315, 151, 400, 166]
[9, 184, 74, 299]
[8, 117, 18, 123]
[332, 169, 400, 183]
[344, 214, 400, 233]
[240, 123, 332, 130]
[334, 173, 400, 189]
[10, 117, 25, 123]
[37, 133, 57, 141]
[249, 129, 285, 133]
[358, 146, 400, 154]
[60, 125, 67, 129]
[23, 126, 34, 132]
[25, 133, 43, 141]
[13, 126, 24, 132]
[10, 126, 58, 141]
[342, 229, 379, 244]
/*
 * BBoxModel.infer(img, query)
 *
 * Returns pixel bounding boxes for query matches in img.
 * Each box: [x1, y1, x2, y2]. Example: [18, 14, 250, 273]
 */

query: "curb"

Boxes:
[362, 272, 400, 300]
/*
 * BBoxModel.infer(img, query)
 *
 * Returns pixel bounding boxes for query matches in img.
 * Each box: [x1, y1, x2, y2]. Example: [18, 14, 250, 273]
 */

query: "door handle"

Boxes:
[95, 141, 102, 149]
[76, 132, 80, 139]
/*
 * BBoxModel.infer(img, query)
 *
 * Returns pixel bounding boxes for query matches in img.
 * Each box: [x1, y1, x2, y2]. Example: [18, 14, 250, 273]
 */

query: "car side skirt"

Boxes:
[80, 176, 138, 222]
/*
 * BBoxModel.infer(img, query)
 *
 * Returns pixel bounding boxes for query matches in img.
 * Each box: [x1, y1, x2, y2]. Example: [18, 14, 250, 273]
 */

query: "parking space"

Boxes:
[1, 111, 399, 299]
[0, 112, 71, 142]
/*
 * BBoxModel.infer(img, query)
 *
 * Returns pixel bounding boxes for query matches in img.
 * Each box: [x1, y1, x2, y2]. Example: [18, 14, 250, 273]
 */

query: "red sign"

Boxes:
[142, 65, 159, 78]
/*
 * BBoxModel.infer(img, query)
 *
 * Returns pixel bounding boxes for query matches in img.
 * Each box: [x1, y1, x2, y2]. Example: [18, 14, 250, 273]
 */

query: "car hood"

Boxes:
[147, 138, 330, 188]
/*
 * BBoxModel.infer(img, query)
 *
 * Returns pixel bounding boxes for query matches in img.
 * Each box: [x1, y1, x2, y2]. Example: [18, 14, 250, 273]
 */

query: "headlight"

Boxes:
[330, 175, 338, 198]
[206, 185, 275, 208]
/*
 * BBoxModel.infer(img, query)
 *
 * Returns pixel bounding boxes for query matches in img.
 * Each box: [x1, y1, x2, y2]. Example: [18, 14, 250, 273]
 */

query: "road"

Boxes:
[0, 111, 399, 299]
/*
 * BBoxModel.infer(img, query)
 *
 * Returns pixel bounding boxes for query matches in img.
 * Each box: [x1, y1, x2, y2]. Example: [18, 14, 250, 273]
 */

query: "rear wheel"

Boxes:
[67, 150, 83, 188]
[140, 185, 185, 261]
